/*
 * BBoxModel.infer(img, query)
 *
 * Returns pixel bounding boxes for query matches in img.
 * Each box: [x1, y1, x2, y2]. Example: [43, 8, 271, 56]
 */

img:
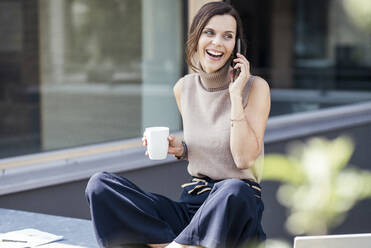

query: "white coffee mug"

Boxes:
[145, 127, 169, 160]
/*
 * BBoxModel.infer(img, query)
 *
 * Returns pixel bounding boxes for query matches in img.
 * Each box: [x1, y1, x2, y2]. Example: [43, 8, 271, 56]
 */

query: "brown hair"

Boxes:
[186, 2, 246, 71]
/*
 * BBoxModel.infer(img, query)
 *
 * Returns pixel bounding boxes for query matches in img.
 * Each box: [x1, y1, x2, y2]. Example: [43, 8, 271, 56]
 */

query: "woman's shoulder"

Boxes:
[243, 75, 270, 108]
[245, 75, 270, 98]
[250, 75, 270, 91]
[183, 72, 199, 81]
[174, 73, 199, 90]
[173, 77, 184, 96]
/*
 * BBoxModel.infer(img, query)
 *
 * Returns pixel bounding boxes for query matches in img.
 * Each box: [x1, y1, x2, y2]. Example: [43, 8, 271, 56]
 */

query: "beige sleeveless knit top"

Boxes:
[181, 62, 264, 182]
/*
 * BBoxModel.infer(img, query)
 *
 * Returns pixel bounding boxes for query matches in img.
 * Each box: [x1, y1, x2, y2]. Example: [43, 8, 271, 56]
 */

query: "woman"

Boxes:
[85, 2, 270, 248]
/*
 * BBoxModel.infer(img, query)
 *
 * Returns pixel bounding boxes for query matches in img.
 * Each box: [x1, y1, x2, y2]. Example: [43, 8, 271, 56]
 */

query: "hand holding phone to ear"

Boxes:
[229, 39, 252, 97]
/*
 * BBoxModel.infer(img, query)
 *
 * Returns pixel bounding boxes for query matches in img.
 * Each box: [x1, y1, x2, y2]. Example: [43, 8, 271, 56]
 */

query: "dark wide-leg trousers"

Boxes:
[85, 172, 266, 248]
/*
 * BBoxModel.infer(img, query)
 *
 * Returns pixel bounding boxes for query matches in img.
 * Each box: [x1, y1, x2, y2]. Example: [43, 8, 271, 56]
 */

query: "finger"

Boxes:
[145, 150, 149, 156]
[234, 56, 249, 67]
[234, 63, 247, 79]
[233, 57, 244, 64]
[236, 53, 248, 60]
[233, 59, 248, 71]
[233, 63, 243, 70]
[236, 54, 250, 66]
[168, 147, 177, 155]
[234, 58, 249, 73]
[241, 62, 248, 75]
[233, 62, 242, 70]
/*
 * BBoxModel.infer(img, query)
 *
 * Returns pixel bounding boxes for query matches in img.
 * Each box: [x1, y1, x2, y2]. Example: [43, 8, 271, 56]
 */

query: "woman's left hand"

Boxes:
[229, 53, 251, 97]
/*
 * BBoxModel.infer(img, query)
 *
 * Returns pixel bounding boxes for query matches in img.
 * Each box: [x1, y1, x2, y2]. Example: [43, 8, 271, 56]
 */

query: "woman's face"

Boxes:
[197, 14, 237, 73]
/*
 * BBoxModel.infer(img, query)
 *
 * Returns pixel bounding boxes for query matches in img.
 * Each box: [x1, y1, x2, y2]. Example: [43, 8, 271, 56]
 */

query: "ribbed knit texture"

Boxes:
[198, 60, 231, 91]
[181, 62, 263, 182]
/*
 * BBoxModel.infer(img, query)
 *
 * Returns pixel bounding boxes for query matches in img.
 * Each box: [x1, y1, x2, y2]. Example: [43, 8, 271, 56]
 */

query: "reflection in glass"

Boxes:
[0, 0, 183, 158]
[40, 0, 144, 151]
[269, 0, 371, 117]
[39, 0, 183, 151]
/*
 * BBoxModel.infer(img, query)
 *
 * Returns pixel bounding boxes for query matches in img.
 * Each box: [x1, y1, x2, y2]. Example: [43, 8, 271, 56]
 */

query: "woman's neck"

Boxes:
[198, 60, 231, 92]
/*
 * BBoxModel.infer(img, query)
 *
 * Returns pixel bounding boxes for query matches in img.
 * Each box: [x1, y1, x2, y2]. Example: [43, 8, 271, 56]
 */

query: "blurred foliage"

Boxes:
[263, 136, 371, 236]
[343, 0, 371, 30]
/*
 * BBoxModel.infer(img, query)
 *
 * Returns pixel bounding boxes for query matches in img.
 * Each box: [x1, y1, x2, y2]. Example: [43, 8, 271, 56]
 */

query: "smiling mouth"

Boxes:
[206, 49, 224, 58]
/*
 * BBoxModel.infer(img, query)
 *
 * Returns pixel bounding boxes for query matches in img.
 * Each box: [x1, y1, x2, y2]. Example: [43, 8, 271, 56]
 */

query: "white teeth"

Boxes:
[207, 50, 223, 56]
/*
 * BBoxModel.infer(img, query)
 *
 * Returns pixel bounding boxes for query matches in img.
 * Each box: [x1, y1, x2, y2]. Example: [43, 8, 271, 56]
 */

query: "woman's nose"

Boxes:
[211, 35, 222, 46]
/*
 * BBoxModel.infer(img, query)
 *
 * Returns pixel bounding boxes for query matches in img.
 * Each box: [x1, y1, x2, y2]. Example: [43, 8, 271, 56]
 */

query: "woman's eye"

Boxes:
[204, 30, 214, 36]
[224, 34, 233, 39]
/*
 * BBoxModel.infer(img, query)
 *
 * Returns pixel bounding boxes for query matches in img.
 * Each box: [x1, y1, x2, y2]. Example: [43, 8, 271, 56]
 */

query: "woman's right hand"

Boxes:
[167, 135, 184, 157]
[142, 133, 149, 156]
[142, 133, 184, 157]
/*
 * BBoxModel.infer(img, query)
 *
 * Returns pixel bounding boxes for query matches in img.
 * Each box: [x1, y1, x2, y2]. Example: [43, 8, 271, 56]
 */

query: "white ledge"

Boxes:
[266, 101, 371, 142]
[1, 101, 371, 196]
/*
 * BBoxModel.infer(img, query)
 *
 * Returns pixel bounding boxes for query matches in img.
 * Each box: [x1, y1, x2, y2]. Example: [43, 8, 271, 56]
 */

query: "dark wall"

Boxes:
[0, 160, 190, 220]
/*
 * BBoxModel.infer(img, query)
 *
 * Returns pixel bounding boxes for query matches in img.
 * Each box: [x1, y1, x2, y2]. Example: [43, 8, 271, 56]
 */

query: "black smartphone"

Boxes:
[232, 38, 241, 81]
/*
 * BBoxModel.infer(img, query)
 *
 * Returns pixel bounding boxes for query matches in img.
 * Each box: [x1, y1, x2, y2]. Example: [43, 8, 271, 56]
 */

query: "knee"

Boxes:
[85, 172, 111, 201]
[212, 179, 259, 219]
[215, 179, 251, 199]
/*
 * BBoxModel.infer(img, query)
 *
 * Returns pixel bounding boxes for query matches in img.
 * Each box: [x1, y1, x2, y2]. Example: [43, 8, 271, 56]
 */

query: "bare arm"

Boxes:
[171, 77, 186, 158]
[173, 77, 183, 116]
[230, 77, 270, 169]
[229, 53, 271, 169]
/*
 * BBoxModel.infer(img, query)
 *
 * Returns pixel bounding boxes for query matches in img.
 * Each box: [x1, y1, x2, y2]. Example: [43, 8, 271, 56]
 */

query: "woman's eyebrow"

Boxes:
[203, 27, 235, 34]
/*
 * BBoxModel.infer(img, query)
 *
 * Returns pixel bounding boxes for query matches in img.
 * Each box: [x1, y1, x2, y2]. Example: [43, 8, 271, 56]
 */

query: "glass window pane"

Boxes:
[40, 0, 183, 151]
[231, 0, 371, 116]
[289, 0, 371, 115]
[0, 0, 184, 158]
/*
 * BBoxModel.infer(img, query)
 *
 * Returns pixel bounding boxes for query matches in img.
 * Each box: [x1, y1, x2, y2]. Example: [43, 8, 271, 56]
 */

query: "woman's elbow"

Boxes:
[234, 149, 262, 169]
[234, 155, 253, 169]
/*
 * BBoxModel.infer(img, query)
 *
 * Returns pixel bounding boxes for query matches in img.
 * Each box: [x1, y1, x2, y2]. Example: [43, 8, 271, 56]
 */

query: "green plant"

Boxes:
[262, 136, 371, 235]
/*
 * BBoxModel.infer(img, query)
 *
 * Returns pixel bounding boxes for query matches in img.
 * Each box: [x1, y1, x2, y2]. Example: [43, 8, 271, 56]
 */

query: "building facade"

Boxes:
[1, 0, 371, 242]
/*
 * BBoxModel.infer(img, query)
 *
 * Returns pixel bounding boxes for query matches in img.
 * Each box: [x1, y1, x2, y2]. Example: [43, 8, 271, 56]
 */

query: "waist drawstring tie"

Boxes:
[181, 177, 262, 198]
[181, 178, 212, 195]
